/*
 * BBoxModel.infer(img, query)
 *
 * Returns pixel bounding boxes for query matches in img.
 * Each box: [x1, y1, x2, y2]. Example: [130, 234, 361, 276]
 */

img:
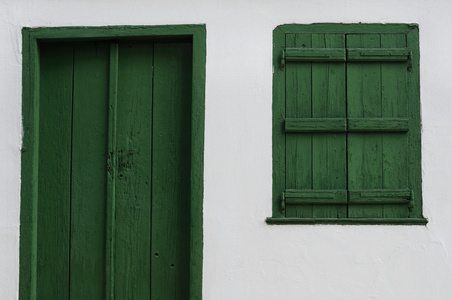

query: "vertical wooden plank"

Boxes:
[31, 40, 40, 296]
[311, 34, 347, 218]
[106, 43, 118, 300]
[20, 30, 39, 300]
[381, 34, 410, 218]
[189, 26, 206, 300]
[285, 33, 313, 218]
[347, 34, 383, 218]
[272, 27, 286, 218]
[151, 42, 192, 299]
[406, 27, 423, 218]
[36, 42, 73, 299]
[70, 41, 109, 298]
[114, 42, 153, 299]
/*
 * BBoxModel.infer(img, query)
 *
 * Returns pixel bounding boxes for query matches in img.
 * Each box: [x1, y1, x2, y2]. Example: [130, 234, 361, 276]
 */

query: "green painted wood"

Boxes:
[357, 190, 411, 198]
[36, 42, 73, 299]
[311, 33, 347, 218]
[266, 217, 427, 225]
[189, 27, 206, 300]
[114, 42, 153, 299]
[284, 190, 347, 204]
[285, 118, 346, 132]
[106, 43, 118, 300]
[70, 42, 109, 298]
[380, 33, 411, 218]
[347, 48, 410, 61]
[349, 199, 410, 204]
[30, 36, 40, 299]
[28, 25, 205, 40]
[284, 33, 347, 218]
[276, 23, 417, 34]
[347, 118, 409, 132]
[347, 34, 384, 218]
[286, 117, 408, 132]
[406, 26, 423, 218]
[270, 24, 424, 224]
[284, 48, 346, 62]
[20, 29, 37, 300]
[284, 33, 313, 218]
[33, 40, 193, 299]
[347, 33, 412, 218]
[272, 27, 286, 218]
[151, 42, 192, 299]
[21, 25, 206, 300]
[349, 190, 411, 204]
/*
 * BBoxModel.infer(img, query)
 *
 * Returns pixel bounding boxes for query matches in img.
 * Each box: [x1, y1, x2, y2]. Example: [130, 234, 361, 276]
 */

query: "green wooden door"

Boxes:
[37, 40, 192, 299]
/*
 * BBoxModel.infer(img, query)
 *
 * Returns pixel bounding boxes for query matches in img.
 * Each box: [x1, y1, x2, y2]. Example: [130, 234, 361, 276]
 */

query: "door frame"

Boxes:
[20, 25, 206, 299]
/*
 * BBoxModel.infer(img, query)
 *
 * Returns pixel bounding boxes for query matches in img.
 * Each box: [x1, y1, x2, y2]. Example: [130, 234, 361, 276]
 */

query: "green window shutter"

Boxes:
[347, 33, 412, 219]
[269, 24, 426, 225]
[284, 33, 347, 219]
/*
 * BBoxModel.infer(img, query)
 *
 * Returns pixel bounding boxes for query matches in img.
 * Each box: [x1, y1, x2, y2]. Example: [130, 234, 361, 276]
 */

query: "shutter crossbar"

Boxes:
[285, 118, 408, 133]
[349, 190, 412, 204]
[347, 48, 410, 61]
[285, 118, 347, 132]
[284, 48, 346, 62]
[283, 48, 410, 64]
[283, 190, 412, 205]
[347, 118, 409, 132]
[283, 190, 347, 205]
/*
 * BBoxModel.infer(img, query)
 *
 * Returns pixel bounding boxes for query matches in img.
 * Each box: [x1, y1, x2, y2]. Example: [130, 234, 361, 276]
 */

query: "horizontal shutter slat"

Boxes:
[347, 118, 409, 132]
[284, 48, 346, 62]
[284, 190, 347, 204]
[349, 190, 412, 204]
[347, 48, 410, 61]
[285, 118, 408, 132]
[285, 118, 347, 132]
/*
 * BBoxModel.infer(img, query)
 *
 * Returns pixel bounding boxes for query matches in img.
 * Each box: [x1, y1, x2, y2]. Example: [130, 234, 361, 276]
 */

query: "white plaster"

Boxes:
[1, 0, 452, 298]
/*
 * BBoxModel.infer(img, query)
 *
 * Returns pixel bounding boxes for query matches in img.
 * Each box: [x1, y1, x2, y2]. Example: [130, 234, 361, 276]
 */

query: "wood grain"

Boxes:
[36, 42, 73, 299]
[347, 34, 384, 218]
[70, 41, 109, 298]
[21, 25, 206, 299]
[311, 33, 347, 218]
[151, 42, 192, 299]
[285, 33, 313, 218]
[114, 42, 153, 299]
[271, 25, 422, 223]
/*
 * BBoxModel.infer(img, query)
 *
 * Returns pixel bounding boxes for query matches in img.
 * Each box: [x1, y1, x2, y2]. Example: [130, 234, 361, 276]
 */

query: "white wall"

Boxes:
[1, 0, 452, 299]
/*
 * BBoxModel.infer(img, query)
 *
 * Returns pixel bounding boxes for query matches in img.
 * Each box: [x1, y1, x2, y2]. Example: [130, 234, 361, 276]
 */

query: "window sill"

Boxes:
[266, 217, 428, 225]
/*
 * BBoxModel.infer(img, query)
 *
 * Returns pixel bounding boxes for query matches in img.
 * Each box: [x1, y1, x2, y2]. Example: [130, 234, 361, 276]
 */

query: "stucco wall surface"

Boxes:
[1, 0, 452, 299]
